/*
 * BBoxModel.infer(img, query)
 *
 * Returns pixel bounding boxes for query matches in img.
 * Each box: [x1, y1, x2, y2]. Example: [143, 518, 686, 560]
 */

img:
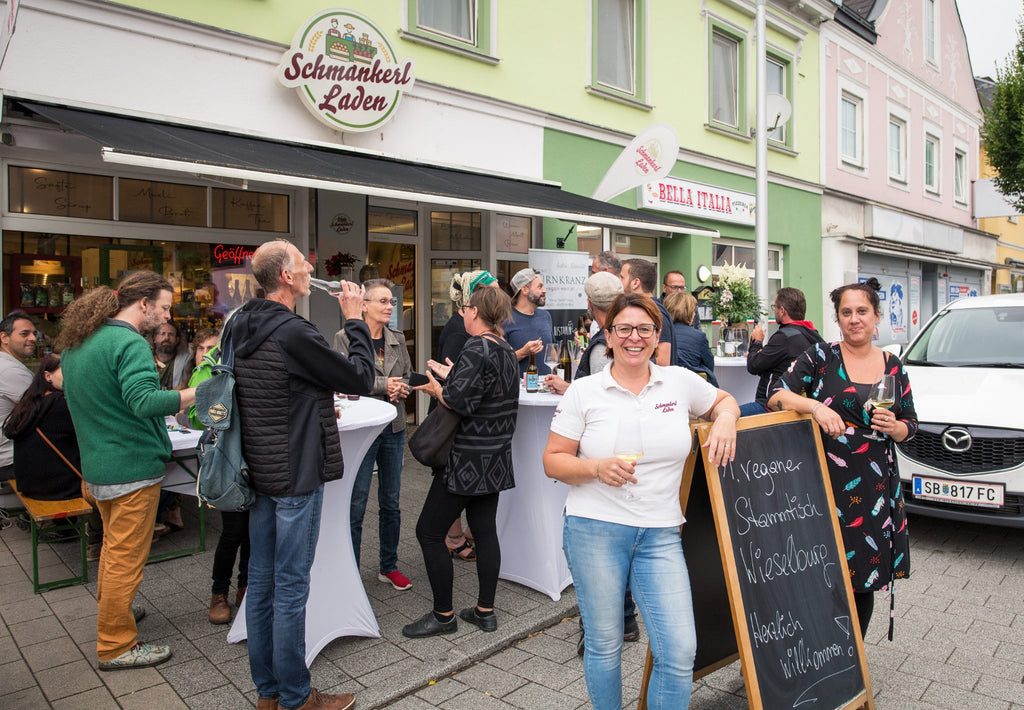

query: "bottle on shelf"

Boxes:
[242, 279, 253, 301]
[558, 339, 573, 384]
[62, 278, 74, 307]
[526, 352, 539, 393]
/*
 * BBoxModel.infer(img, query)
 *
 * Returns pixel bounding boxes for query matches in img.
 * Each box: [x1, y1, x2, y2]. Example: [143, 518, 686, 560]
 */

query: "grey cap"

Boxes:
[585, 271, 624, 310]
[510, 268, 541, 293]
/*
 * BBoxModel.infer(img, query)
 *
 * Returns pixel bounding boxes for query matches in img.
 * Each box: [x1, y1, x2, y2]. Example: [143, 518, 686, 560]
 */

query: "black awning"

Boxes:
[19, 101, 717, 237]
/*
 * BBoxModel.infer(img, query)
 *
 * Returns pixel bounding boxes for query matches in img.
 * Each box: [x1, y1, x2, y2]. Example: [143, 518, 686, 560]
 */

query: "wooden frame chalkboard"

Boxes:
[639, 412, 874, 710]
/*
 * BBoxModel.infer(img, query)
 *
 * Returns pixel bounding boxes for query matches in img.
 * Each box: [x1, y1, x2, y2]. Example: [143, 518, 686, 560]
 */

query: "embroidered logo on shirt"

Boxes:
[654, 400, 677, 414]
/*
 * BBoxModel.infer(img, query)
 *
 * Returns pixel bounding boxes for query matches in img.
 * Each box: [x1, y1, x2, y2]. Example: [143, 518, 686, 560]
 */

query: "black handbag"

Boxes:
[408, 336, 492, 468]
[408, 404, 461, 468]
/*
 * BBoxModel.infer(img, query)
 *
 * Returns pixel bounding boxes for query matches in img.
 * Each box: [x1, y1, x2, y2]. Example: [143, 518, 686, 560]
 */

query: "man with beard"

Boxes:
[0, 312, 36, 489]
[504, 268, 553, 376]
[57, 271, 197, 672]
[152, 321, 191, 390]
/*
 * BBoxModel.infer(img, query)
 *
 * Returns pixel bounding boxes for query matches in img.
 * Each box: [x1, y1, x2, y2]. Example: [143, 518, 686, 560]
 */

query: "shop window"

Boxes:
[369, 207, 419, 235]
[495, 214, 530, 254]
[576, 224, 604, 261]
[709, 24, 745, 134]
[613, 233, 657, 258]
[591, 0, 647, 103]
[8, 166, 114, 220]
[712, 239, 782, 311]
[430, 211, 481, 251]
[430, 257, 481, 357]
[406, 0, 493, 58]
[211, 188, 289, 232]
[119, 178, 207, 227]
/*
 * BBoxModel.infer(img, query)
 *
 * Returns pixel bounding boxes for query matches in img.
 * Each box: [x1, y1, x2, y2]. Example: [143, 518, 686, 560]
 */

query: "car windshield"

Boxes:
[904, 304, 1024, 367]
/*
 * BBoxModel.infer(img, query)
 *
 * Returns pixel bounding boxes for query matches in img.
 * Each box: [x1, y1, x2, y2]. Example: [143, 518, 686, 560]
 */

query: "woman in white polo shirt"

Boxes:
[543, 292, 739, 710]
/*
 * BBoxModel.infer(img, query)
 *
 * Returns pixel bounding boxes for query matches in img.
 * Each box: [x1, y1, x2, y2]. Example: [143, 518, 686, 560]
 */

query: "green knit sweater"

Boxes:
[62, 321, 183, 485]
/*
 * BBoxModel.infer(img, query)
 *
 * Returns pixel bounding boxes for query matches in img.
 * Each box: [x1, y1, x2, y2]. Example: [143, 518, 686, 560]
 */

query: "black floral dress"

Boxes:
[772, 342, 918, 593]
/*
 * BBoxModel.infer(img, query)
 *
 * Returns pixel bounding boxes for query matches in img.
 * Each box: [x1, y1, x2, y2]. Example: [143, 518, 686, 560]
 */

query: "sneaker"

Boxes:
[623, 614, 640, 642]
[295, 688, 355, 710]
[377, 570, 412, 591]
[86, 542, 102, 562]
[459, 607, 497, 632]
[98, 641, 171, 672]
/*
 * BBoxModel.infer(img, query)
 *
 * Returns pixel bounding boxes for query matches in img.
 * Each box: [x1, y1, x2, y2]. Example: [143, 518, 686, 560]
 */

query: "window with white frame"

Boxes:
[710, 27, 742, 130]
[924, 0, 938, 65]
[840, 92, 863, 165]
[766, 55, 790, 144]
[954, 148, 967, 204]
[924, 133, 940, 193]
[888, 116, 907, 182]
[407, 0, 491, 56]
[712, 240, 783, 310]
[593, 0, 644, 98]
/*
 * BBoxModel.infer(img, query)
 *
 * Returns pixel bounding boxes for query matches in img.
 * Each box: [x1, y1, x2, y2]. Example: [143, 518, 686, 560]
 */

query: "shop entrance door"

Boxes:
[368, 240, 417, 422]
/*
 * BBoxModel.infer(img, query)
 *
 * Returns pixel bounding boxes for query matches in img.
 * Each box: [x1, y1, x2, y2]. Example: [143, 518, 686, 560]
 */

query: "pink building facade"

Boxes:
[818, 0, 997, 344]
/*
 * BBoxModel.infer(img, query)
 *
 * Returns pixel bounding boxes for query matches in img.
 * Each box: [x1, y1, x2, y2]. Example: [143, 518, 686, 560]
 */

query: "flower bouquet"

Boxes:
[710, 261, 765, 325]
[324, 252, 360, 277]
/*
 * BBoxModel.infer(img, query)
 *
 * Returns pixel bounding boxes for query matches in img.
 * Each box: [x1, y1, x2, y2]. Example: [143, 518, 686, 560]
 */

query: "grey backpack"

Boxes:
[194, 332, 255, 511]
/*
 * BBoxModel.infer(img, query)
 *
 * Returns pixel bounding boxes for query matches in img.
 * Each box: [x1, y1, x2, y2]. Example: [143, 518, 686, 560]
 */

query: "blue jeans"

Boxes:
[350, 428, 405, 573]
[564, 516, 696, 710]
[246, 487, 323, 710]
[739, 401, 769, 417]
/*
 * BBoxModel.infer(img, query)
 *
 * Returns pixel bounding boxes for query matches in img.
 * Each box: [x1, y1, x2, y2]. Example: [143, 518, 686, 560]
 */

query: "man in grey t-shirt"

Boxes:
[0, 312, 36, 485]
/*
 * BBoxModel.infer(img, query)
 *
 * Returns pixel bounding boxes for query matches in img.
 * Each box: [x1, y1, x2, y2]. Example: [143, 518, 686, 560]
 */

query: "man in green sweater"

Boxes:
[57, 271, 196, 672]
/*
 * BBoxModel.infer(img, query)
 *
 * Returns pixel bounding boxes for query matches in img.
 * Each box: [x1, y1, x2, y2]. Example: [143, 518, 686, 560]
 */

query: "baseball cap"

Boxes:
[584, 271, 624, 310]
[511, 268, 542, 293]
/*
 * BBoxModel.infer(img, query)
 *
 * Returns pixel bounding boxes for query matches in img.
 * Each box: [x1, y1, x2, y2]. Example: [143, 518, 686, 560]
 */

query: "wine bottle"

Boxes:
[558, 340, 573, 384]
[242, 280, 253, 301]
[526, 352, 539, 392]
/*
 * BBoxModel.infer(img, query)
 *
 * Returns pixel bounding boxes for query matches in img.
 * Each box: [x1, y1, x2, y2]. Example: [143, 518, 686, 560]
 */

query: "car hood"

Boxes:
[904, 365, 1024, 429]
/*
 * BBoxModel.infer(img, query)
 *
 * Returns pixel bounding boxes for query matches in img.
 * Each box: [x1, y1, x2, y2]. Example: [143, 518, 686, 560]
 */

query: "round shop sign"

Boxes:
[277, 9, 416, 132]
[330, 212, 354, 234]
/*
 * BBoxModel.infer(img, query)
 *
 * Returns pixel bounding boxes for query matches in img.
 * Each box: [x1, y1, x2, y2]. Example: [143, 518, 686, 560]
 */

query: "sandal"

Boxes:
[446, 537, 476, 561]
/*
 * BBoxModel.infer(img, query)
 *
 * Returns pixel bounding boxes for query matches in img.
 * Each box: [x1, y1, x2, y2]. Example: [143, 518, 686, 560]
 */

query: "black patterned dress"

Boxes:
[772, 342, 918, 593]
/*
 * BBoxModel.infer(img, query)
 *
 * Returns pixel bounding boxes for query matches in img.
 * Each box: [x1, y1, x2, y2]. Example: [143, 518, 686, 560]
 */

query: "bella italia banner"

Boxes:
[278, 9, 416, 132]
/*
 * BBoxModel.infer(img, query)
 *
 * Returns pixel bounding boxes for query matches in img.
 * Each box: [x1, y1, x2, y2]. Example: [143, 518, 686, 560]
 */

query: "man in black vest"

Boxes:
[229, 239, 375, 710]
[741, 287, 825, 416]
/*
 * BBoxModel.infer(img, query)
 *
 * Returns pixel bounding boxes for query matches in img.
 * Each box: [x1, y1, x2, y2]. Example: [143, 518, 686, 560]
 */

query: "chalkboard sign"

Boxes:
[639, 412, 873, 710]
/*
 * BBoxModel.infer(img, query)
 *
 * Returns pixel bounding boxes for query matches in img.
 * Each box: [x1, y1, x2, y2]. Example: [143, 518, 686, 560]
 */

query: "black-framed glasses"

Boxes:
[609, 323, 658, 338]
[365, 298, 398, 306]
[664, 284, 687, 291]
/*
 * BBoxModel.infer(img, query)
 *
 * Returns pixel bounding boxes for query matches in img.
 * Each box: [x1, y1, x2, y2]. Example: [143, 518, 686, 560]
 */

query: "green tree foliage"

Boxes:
[982, 16, 1024, 213]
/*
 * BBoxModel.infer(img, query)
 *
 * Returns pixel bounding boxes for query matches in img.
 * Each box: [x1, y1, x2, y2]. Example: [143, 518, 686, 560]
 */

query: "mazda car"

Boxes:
[893, 293, 1024, 527]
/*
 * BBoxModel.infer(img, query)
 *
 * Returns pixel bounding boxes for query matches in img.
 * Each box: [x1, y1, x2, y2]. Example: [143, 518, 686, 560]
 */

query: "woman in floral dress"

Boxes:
[769, 277, 917, 639]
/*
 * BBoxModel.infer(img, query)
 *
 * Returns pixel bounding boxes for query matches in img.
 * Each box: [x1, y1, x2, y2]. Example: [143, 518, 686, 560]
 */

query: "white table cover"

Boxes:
[496, 390, 572, 601]
[713, 356, 759, 405]
[221, 397, 396, 665]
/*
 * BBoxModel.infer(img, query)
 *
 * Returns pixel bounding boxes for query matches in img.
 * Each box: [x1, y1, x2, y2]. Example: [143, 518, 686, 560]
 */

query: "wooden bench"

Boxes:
[9, 480, 93, 594]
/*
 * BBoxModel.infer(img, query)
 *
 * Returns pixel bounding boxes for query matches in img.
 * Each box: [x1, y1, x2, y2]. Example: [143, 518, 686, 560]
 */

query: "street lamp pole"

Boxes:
[754, 0, 769, 309]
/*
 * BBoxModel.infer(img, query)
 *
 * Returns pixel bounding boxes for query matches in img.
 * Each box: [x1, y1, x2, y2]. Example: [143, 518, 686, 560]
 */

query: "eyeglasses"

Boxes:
[664, 284, 687, 291]
[609, 323, 658, 338]
[365, 298, 398, 306]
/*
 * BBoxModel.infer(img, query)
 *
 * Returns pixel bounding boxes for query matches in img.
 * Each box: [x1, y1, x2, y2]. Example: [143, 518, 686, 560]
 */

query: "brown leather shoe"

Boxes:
[235, 585, 247, 607]
[294, 688, 355, 710]
[208, 594, 231, 624]
[256, 697, 279, 710]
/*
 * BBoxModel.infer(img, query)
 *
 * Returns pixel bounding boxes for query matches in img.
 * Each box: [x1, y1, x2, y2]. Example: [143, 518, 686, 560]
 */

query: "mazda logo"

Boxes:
[942, 427, 972, 453]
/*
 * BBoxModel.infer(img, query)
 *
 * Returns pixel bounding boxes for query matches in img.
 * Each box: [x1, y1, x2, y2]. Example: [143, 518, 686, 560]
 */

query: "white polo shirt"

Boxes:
[550, 362, 717, 528]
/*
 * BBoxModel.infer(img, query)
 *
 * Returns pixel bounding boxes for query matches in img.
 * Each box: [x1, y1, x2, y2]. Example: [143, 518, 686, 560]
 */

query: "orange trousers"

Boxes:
[93, 482, 160, 661]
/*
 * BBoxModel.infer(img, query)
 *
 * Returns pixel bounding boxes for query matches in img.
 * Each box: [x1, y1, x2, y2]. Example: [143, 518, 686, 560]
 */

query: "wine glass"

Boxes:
[867, 374, 896, 439]
[614, 418, 644, 500]
[543, 343, 559, 378]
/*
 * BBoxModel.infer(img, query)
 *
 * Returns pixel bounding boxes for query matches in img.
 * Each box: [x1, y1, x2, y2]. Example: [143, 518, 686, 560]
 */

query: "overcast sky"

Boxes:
[956, 0, 1022, 79]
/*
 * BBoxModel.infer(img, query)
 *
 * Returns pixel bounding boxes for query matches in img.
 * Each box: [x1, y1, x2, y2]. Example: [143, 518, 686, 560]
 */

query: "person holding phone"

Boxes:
[334, 278, 414, 592]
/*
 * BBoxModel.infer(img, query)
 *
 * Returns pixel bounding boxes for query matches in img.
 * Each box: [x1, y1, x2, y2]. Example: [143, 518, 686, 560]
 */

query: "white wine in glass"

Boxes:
[614, 419, 643, 501]
[543, 343, 559, 378]
[867, 374, 896, 410]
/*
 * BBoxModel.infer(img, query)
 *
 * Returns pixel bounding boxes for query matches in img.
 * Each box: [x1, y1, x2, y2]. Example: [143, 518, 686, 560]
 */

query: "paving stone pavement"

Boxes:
[3, 443, 1024, 709]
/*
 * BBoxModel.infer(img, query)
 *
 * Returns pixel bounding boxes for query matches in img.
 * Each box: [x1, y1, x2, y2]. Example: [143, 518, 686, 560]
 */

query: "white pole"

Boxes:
[755, 0, 769, 311]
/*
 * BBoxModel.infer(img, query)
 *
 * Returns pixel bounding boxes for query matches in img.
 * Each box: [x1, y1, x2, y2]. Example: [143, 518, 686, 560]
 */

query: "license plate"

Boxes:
[912, 475, 1005, 508]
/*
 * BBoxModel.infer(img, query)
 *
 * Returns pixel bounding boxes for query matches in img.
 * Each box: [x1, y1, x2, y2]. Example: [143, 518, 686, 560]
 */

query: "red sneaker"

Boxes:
[377, 570, 412, 590]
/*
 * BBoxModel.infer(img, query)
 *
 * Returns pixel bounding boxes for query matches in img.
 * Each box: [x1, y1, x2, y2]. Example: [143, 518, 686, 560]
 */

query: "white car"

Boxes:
[894, 293, 1024, 527]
